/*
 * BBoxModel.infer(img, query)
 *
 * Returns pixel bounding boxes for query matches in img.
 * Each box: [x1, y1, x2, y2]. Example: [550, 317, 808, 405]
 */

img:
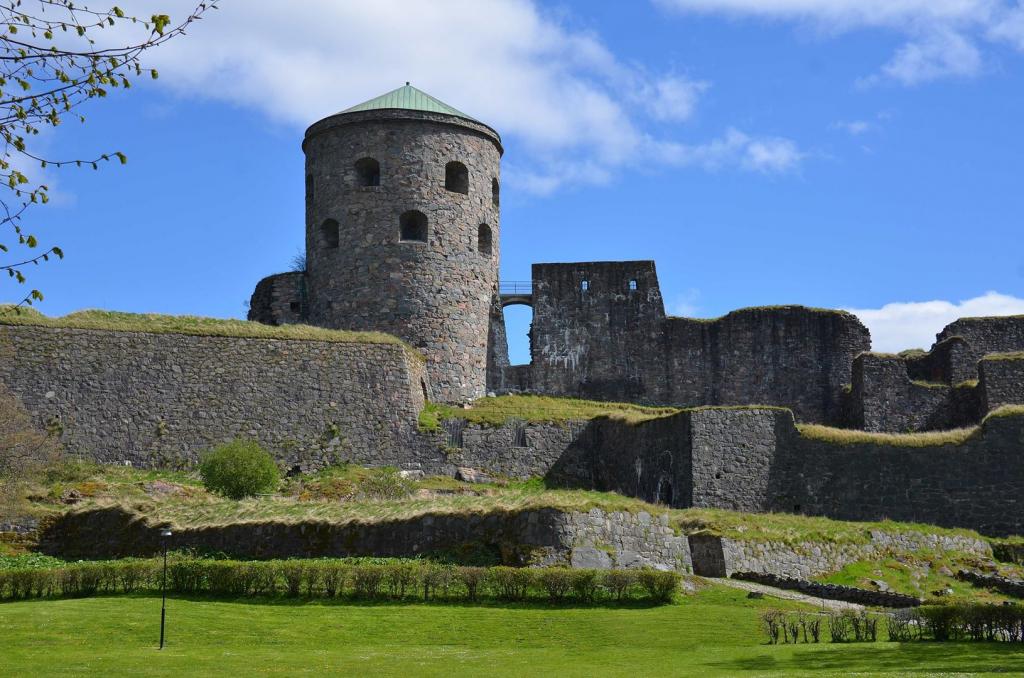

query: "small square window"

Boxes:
[289, 301, 300, 312]
[581, 280, 590, 291]
[628, 279, 638, 291]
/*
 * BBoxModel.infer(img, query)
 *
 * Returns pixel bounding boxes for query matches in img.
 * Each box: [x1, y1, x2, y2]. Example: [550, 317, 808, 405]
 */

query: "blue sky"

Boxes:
[8, 0, 1024, 363]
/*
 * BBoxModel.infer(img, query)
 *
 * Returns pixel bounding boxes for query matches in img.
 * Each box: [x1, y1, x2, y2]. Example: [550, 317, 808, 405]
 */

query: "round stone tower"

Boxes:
[302, 84, 502, 403]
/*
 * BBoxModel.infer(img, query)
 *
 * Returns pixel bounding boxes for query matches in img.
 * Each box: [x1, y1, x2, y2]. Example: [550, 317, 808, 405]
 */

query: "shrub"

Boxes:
[488, 566, 532, 601]
[828, 611, 853, 643]
[570, 570, 599, 603]
[457, 566, 486, 601]
[352, 564, 384, 598]
[538, 568, 572, 602]
[602, 570, 637, 602]
[637, 569, 679, 602]
[0, 384, 61, 518]
[199, 439, 279, 499]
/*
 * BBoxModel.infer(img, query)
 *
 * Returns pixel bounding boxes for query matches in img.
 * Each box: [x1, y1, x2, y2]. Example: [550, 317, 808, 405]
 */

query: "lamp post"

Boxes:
[159, 527, 172, 650]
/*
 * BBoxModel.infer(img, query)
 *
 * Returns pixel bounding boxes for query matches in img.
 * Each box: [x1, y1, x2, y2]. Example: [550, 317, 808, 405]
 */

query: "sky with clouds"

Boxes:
[10, 0, 1024, 360]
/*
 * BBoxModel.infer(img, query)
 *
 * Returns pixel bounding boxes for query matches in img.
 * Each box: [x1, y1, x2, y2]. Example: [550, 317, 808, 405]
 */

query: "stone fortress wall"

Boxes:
[0, 323, 430, 472]
[3, 318, 1024, 536]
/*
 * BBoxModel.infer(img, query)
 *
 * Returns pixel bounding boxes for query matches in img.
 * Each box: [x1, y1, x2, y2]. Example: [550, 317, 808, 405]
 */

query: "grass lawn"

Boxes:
[2, 588, 1021, 676]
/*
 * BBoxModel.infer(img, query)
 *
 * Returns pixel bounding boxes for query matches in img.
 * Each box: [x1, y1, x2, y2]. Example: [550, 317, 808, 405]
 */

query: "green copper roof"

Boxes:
[341, 83, 479, 122]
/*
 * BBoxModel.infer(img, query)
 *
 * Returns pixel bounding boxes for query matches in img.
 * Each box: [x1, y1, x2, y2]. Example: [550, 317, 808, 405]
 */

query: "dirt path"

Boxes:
[710, 577, 865, 611]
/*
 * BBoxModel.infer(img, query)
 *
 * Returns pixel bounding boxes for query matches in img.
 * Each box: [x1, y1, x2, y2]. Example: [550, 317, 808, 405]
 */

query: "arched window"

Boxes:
[354, 157, 380, 187]
[445, 161, 469, 194]
[320, 218, 339, 249]
[477, 224, 492, 255]
[399, 210, 428, 243]
[491, 177, 500, 208]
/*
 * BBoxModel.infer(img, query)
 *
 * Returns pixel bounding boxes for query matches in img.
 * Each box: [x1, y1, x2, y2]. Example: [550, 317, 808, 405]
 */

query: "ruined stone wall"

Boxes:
[248, 271, 306, 326]
[779, 414, 1024, 536]
[303, 109, 502, 403]
[41, 505, 692, 572]
[0, 324, 430, 471]
[979, 355, 1024, 412]
[849, 354, 963, 432]
[937, 316, 1024, 384]
[514, 261, 870, 424]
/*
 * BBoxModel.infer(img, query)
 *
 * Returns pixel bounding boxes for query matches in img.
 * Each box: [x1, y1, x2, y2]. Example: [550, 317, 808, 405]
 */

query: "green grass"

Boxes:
[0, 307, 418, 355]
[795, 405, 1024, 448]
[668, 304, 860, 322]
[672, 508, 986, 546]
[24, 461, 1001, 549]
[418, 395, 681, 430]
[816, 552, 1017, 605]
[983, 351, 1024, 361]
[1, 589, 1020, 676]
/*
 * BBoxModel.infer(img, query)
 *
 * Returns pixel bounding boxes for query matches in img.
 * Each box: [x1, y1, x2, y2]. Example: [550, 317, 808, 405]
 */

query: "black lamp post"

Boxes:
[159, 527, 172, 649]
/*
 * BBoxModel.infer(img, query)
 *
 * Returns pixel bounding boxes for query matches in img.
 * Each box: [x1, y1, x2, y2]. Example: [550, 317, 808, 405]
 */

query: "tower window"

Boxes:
[320, 219, 339, 249]
[478, 224, 492, 256]
[628, 279, 638, 291]
[399, 210, 428, 243]
[581, 280, 590, 292]
[305, 174, 314, 201]
[491, 177, 500, 208]
[354, 157, 380, 187]
[445, 161, 469, 194]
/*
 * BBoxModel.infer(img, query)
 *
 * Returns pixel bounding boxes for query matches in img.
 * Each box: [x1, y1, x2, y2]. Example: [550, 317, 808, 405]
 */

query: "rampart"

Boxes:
[0, 320, 428, 471]
[433, 407, 1024, 536]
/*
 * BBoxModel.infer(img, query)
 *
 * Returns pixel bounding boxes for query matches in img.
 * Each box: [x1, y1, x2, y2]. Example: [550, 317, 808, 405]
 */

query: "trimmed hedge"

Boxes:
[0, 557, 681, 605]
[761, 605, 1024, 645]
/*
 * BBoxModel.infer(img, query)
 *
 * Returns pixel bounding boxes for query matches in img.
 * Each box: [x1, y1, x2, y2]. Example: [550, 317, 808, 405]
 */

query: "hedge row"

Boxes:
[762, 605, 1024, 644]
[0, 557, 681, 604]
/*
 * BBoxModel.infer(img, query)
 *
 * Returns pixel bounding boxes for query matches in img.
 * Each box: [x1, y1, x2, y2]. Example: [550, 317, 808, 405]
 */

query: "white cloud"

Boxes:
[655, 0, 1024, 86]
[878, 27, 984, 84]
[113, 0, 799, 194]
[650, 127, 803, 174]
[831, 120, 871, 135]
[670, 288, 702, 316]
[654, 1, 997, 27]
[847, 291, 1024, 352]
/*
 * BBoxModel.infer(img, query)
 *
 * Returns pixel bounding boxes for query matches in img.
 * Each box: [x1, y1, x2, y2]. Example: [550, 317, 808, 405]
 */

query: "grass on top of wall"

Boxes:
[673, 508, 985, 547]
[666, 304, 859, 322]
[984, 351, 1024, 361]
[418, 395, 681, 430]
[0, 307, 418, 353]
[797, 405, 1024, 448]
[25, 461, 999, 551]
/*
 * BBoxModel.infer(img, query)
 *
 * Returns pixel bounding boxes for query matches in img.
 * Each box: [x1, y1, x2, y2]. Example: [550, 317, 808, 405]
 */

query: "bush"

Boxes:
[637, 569, 679, 602]
[0, 557, 685, 607]
[602, 570, 637, 602]
[538, 568, 572, 602]
[199, 439, 279, 499]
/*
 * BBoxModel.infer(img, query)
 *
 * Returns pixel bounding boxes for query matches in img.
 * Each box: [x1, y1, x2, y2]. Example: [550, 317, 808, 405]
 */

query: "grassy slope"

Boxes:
[0, 307, 415, 351]
[29, 462, 992, 545]
[419, 394, 681, 430]
[1, 590, 1021, 677]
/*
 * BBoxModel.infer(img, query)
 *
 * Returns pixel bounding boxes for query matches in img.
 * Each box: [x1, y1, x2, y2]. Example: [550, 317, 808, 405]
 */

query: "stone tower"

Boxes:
[301, 84, 502, 403]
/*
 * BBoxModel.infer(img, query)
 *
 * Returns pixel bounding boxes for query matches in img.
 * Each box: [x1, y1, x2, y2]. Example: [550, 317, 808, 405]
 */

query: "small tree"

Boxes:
[0, 382, 60, 516]
[199, 439, 279, 499]
[1, 1, 217, 308]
